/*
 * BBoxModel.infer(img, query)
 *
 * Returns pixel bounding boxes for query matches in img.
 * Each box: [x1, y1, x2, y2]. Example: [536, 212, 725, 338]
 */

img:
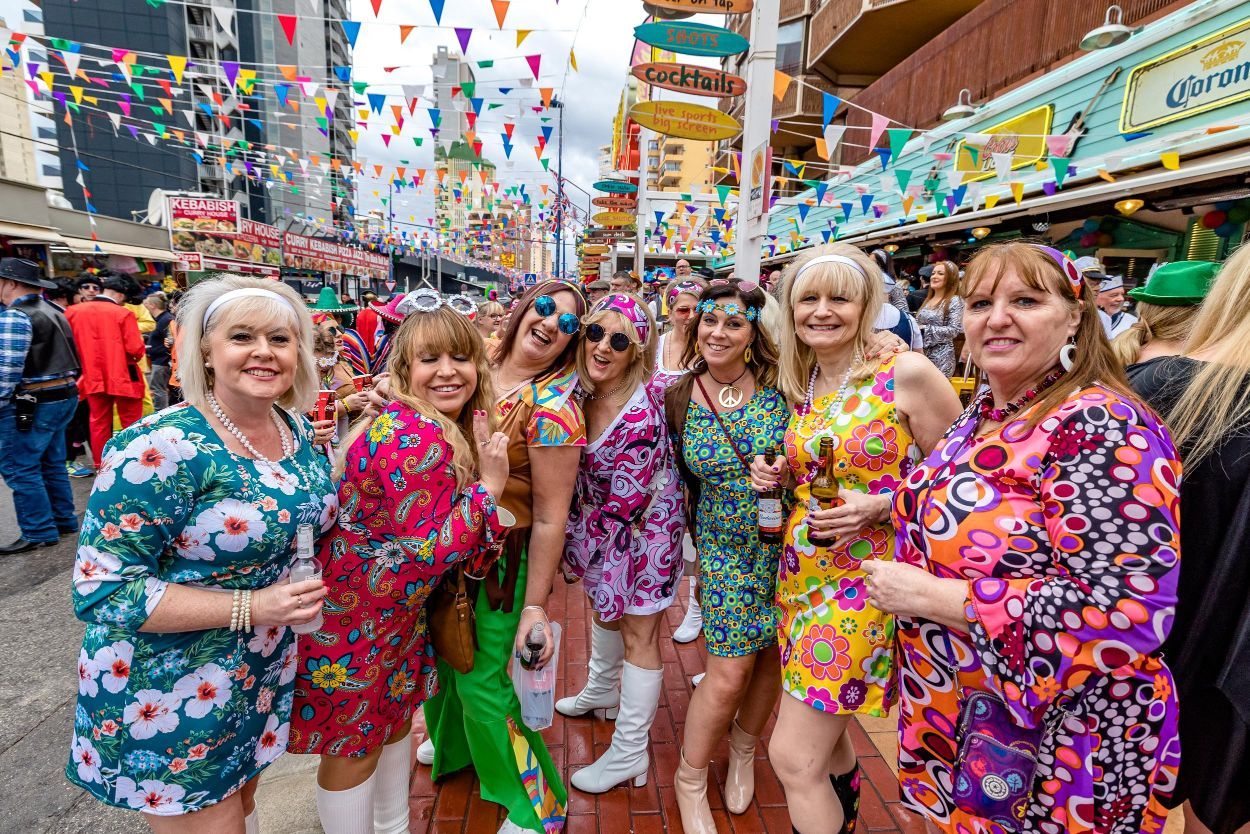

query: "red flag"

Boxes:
[277, 14, 297, 46]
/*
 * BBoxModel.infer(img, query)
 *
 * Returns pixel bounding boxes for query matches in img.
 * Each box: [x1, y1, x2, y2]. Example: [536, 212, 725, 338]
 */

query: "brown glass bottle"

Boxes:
[757, 449, 784, 544]
[807, 437, 840, 548]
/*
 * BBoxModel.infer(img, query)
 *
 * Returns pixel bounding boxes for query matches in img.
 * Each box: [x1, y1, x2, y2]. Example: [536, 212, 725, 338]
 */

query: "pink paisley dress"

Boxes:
[563, 381, 685, 620]
[891, 385, 1182, 833]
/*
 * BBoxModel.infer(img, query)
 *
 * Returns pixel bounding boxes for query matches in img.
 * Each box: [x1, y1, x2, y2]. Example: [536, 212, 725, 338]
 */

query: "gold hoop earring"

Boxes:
[694, 342, 702, 355]
[744, 346, 753, 365]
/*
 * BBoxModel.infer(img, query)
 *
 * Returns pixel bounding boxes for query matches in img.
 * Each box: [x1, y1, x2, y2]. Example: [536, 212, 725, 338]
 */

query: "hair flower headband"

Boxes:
[1030, 245, 1085, 298]
[696, 299, 759, 322]
[396, 287, 478, 318]
[593, 293, 651, 344]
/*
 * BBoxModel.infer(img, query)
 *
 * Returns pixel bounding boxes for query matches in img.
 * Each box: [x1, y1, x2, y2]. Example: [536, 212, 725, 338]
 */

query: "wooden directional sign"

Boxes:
[582, 255, 609, 264]
[634, 21, 749, 58]
[582, 244, 611, 255]
[593, 211, 636, 227]
[592, 195, 638, 210]
[593, 179, 638, 194]
[584, 232, 630, 242]
[629, 100, 742, 142]
[646, 0, 754, 14]
[631, 62, 747, 98]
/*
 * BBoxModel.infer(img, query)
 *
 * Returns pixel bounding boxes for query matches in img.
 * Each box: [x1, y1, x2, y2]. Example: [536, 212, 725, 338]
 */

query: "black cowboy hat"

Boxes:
[0, 258, 56, 290]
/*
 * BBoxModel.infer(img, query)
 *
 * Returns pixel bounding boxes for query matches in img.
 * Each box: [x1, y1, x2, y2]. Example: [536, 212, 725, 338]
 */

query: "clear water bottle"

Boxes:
[289, 524, 323, 635]
[513, 621, 562, 731]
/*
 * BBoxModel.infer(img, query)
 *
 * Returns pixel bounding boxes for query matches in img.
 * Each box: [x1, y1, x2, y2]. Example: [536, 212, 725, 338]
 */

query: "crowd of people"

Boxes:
[41, 237, 1250, 834]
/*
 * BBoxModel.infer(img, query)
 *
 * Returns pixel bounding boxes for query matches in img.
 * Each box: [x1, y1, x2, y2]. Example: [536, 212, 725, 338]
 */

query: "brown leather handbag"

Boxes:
[427, 566, 476, 674]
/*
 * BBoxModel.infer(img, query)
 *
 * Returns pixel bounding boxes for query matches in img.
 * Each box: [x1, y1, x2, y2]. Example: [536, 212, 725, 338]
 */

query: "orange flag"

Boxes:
[539, 87, 553, 108]
[399, 25, 415, 44]
[773, 70, 792, 101]
[491, 0, 509, 28]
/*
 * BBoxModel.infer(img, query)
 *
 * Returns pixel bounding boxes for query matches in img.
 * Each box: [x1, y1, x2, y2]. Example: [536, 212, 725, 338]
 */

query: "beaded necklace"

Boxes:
[207, 391, 317, 495]
[802, 362, 855, 417]
[977, 367, 1067, 424]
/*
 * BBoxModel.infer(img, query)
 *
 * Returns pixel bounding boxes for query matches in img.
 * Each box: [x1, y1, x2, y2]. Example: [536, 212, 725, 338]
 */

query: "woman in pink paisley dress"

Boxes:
[560, 293, 684, 795]
[865, 242, 1182, 834]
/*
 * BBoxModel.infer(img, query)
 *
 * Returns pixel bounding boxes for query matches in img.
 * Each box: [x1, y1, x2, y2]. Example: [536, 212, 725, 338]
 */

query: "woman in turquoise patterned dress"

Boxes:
[66, 276, 337, 833]
[664, 280, 789, 834]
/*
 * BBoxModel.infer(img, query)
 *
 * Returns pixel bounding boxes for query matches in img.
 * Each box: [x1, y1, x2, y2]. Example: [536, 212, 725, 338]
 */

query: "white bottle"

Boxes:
[513, 622, 562, 731]
[289, 523, 323, 634]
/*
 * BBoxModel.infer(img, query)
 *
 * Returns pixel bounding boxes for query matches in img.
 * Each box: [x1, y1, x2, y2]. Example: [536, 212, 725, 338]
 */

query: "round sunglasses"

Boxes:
[533, 294, 581, 335]
[585, 323, 633, 352]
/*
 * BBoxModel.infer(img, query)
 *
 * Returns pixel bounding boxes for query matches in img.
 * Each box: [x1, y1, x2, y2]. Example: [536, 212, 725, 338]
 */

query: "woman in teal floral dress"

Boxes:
[66, 276, 336, 832]
[664, 280, 789, 833]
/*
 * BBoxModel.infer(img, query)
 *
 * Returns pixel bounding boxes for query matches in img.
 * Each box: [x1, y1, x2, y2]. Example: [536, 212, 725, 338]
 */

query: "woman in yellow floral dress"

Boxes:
[754, 245, 961, 834]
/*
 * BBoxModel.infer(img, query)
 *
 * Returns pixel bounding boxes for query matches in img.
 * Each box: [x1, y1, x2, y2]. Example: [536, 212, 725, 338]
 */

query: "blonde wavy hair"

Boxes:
[1110, 302, 1200, 367]
[176, 275, 318, 413]
[776, 244, 884, 405]
[335, 306, 496, 488]
[1164, 244, 1250, 464]
[576, 303, 657, 397]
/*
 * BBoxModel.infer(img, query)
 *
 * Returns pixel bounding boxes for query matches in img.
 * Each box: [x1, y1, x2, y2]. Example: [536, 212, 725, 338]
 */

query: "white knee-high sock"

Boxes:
[316, 772, 376, 834]
[372, 734, 413, 834]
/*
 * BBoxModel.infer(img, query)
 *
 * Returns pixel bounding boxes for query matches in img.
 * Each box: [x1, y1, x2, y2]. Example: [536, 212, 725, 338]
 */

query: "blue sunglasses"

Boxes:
[533, 295, 581, 336]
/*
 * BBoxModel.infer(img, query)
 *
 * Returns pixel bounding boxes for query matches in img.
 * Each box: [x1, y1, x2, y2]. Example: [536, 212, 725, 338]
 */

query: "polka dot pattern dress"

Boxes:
[891, 386, 1182, 834]
[681, 386, 788, 658]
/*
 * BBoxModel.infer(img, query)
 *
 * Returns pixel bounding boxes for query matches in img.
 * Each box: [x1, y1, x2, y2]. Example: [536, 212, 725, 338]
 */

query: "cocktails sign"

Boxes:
[631, 62, 747, 98]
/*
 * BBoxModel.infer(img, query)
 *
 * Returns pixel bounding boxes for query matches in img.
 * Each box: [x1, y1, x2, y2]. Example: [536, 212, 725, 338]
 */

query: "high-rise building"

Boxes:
[42, 0, 353, 224]
[655, 136, 713, 193]
[0, 10, 61, 189]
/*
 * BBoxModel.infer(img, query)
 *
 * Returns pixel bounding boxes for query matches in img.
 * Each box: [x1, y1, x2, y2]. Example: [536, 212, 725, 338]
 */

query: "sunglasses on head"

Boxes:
[533, 295, 581, 335]
[585, 323, 632, 352]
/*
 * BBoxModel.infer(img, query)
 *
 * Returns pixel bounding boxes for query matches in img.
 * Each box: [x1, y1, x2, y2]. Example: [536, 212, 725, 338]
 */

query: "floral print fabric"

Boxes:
[289, 403, 507, 757]
[779, 356, 917, 715]
[682, 386, 788, 657]
[891, 386, 1182, 833]
[66, 403, 336, 815]
[564, 382, 685, 620]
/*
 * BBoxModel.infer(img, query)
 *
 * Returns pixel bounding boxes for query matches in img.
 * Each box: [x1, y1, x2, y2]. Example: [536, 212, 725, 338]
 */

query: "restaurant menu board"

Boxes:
[282, 231, 390, 281]
[167, 198, 282, 276]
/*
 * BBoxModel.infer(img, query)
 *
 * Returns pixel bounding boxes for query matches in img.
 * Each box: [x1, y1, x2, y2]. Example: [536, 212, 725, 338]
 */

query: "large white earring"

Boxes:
[1059, 337, 1076, 372]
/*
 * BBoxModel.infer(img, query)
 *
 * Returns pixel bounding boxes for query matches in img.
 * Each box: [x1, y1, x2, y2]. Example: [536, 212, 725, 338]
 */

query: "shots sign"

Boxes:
[1120, 19, 1250, 133]
[629, 100, 742, 141]
[633, 21, 749, 58]
[631, 62, 747, 98]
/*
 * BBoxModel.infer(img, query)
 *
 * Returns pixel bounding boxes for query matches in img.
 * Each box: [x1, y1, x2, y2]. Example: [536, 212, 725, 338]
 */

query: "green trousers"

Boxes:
[424, 551, 567, 832]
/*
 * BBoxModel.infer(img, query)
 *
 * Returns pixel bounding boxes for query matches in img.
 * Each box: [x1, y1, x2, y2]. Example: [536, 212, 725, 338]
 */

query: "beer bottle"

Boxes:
[757, 448, 784, 544]
[807, 437, 840, 548]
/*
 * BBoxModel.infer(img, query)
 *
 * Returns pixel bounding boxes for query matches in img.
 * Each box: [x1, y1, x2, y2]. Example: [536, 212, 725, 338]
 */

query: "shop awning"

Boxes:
[59, 236, 179, 262]
[841, 147, 1250, 247]
[0, 221, 66, 245]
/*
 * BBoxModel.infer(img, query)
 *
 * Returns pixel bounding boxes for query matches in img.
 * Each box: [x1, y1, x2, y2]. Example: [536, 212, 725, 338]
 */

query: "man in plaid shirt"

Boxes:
[0, 258, 81, 554]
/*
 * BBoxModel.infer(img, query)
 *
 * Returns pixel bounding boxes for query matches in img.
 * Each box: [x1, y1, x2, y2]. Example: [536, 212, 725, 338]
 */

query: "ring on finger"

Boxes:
[296, 594, 303, 606]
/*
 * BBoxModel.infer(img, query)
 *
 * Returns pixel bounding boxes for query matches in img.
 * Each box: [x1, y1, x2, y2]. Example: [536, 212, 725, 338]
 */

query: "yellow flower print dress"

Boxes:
[778, 355, 920, 715]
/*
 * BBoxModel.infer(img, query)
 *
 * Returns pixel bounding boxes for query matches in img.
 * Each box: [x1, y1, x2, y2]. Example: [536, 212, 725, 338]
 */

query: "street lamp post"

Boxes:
[733, 0, 780, 285]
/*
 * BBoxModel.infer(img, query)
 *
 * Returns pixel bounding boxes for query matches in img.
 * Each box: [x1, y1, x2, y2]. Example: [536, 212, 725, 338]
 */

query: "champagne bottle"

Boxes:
[807, 437, 840, 548]
[757, 449, 784, 544]
[289, 524, 323, 634]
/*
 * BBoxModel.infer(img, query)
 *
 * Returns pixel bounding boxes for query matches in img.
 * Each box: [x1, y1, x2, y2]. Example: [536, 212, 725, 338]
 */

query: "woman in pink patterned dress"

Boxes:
[559, 294, 685, 795]
[289, 295, 512, 834]
[865, 243, 1181, 834]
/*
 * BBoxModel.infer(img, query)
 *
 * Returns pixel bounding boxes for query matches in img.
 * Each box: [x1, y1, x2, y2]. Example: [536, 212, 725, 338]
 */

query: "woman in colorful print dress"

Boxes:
[420, 280, 586, 834]
[662, 279, 788, 834]
[757, 245, 961, 834]
[67, 276, 336, 832]
[559, 294, 684, 794]
[866, 242, 1182, 834]
[289, 295, 513, 833]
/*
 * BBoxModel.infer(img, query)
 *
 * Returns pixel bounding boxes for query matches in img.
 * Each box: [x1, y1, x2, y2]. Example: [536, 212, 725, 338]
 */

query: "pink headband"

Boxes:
[1031, 245, 1084, 298]
[667, 281, 704, 303]
[593, 293, 651, 344]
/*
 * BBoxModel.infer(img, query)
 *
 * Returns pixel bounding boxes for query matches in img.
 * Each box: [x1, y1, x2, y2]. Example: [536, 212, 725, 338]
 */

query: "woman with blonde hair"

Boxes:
[66, 275, 337, 832]
[476, 299, 506, 343]
[916, 260, 964, 375]
[1111, 260, 1217, 376]
[289, 290, 512, 834]
[753, 244, 961, 834]
[1131, 246, 1250, 834]
[560, 294, 684, 794]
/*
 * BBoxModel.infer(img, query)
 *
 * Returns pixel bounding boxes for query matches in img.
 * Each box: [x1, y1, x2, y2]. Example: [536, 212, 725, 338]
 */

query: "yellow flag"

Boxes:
[570, 49, 578, 72]
[1160, 151, 1180, 170]
[70, 86, 84, 105]
[516, 30, 532, 47]
[167, 55, 187, 85]
[1010, 181, 1024, 204]
[984, 195, 1001, 209]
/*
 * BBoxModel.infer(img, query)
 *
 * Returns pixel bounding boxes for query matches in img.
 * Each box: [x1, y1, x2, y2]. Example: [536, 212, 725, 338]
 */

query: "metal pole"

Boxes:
[555, 99, 565, 279]
[733, 0, 779, 285]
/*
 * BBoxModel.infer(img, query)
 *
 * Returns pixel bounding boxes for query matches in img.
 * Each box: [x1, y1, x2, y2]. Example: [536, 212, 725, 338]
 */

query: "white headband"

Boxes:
[795, 254, 868, 280]
[203, 288, 298, 329]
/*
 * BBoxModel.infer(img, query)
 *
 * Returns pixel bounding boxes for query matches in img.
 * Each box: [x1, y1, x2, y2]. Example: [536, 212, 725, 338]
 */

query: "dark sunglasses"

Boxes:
[585, 323, 632, 352]
[326, 326, 342, 336]
[533, 295, 580, 335]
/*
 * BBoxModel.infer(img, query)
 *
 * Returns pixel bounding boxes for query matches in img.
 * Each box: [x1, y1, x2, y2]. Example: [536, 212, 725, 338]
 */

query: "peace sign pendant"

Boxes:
[718, 385, 744, 409]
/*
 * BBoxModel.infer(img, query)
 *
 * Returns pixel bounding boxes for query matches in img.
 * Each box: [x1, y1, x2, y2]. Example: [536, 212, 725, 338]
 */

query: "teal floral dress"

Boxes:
[682, 387, 789, 657]
[66, 403, 336, 816]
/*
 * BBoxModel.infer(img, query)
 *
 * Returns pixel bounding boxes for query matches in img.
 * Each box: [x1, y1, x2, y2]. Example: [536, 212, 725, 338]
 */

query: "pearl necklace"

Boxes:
[803, 363, 855, 417]
[207, 390, 292, 467]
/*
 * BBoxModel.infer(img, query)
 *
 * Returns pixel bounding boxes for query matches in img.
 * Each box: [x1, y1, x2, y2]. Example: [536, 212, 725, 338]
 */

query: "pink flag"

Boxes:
[868, 112, 890, 150]
[526, 54, 541, 80]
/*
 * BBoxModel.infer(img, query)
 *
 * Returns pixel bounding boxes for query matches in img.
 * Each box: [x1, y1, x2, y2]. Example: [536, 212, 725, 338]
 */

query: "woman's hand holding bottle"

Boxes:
[749, 453, 787, 493]
[252, 579, 326, 627]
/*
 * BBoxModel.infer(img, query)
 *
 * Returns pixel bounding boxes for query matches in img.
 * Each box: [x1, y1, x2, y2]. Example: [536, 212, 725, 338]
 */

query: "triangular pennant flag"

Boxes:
[399, 25, 415, 44]
[167, 54, 186, 85]
[821, 92, 841, 128]
[1045, 134, 1074, 158]
[1010, 181, 1025, 204]
[516, 29, 532, 47]
[887, 128, 911, 162]
[1160, 151, 1180, 170]
[526, 54, 541, 80]
[992, 152, 1013, 182]
[894, 168, 912, 193]
[455, 28, 472, 54]
[491, 0, 510, 28]
[874, 147, 892, 169]
[773, 70, 792, 101]
[277, 14, 297, 45]
[340, 20, 361, 48]
[1051, 156, 1071, 187]
[868, 112, 890, 150]
[371, 0, 383, 14]
[570, 50, 578, 72]
[211, 5, 234, 34]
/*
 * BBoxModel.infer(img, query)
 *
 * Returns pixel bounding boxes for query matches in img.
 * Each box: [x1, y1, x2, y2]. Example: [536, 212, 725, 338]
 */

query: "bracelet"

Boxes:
[521, 605, 548, 622]
[230, 589, 241, 631]
[243, 589, 252, 631]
